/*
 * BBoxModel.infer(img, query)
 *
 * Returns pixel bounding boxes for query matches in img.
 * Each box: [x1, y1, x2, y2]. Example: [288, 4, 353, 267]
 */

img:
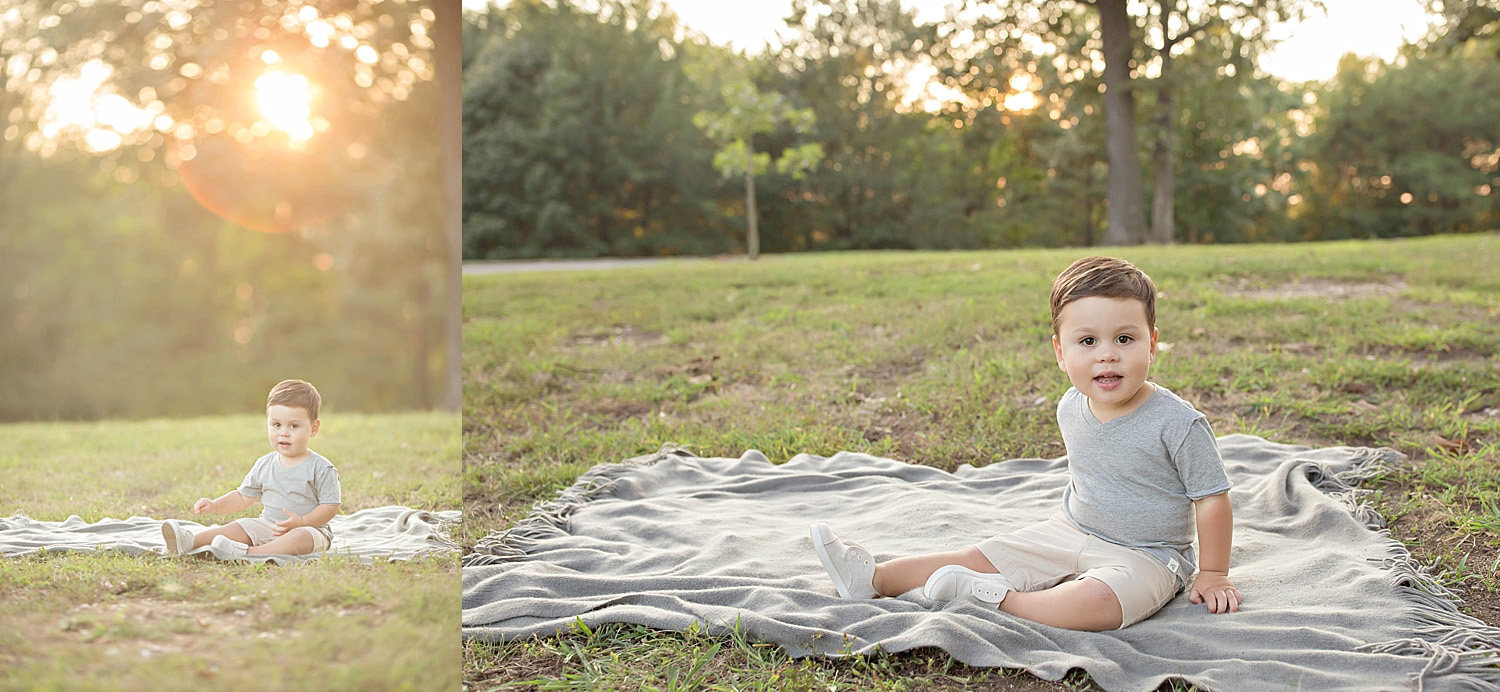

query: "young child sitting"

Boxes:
[811, 256, 1241, 630]
[161, 379, 342, 560]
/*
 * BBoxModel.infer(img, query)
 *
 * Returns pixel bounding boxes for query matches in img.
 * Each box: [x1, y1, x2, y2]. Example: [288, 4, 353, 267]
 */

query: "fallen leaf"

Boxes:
[1428, 433, 1467, 454]
[1351, 400, 1380, 413]
[1191, 327, 1208, 337]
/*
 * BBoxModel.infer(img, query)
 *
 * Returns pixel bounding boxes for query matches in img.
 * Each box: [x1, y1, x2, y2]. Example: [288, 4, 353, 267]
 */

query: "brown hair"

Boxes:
[1049, 256, 1156, 335]
[267, 379, 321, 421]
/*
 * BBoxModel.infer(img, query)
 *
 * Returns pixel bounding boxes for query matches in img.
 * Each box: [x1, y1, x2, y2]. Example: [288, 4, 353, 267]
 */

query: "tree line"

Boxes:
[461, 0, 1500, 258]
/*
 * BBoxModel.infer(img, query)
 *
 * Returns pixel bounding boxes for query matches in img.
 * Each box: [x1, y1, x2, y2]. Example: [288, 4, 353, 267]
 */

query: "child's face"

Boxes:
[1052, 296, 1158, 415]
[267, 404, 319, 459]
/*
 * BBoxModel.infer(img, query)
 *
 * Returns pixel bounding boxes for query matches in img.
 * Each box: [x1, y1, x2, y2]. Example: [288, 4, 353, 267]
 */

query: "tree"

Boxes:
[691, 73, 824, 259]
[1296, 47, 1500, 239]
[1426, 0, 1500, 53]
[462, 0, 729, 258]
[769, 0, 934, 251]
[946, 0, 1318, 244]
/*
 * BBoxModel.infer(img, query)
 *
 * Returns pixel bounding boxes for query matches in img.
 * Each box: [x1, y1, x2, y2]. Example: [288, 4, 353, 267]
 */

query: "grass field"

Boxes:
[0, 411, 461, 692]
[461, 234, 1500, 690]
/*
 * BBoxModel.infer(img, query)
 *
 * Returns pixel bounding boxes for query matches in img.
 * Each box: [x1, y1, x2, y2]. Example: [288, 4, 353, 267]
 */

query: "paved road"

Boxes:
[462, 257, 697, 275]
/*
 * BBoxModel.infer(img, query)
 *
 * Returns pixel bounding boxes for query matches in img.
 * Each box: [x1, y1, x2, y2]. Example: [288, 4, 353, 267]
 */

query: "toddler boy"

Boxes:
[162, 379, 341, 560]
[811, 256, 1240, 630]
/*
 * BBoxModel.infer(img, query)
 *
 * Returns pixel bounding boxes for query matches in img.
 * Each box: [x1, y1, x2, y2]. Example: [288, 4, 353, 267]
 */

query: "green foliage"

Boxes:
[461, 0, 1498, 258]
[1295, 44, 1500, 240]
[461, 0, 730, 259]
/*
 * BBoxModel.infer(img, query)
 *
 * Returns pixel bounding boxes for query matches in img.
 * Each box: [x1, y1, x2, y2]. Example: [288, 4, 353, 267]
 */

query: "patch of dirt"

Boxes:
[1360, 343, 1497, 365]
[48, 597, 277, 660]
[1215, 278, 1409, 301]
[576, 398, 656, 426]
[1373, 484, 1500, 627]
[464, 640, 569, 689]
[848, 348, 929, 390]
[851, 394, 928, 454]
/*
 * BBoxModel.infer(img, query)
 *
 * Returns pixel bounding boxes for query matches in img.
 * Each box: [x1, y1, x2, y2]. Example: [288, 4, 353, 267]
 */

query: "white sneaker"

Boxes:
[810, 523, 878, 599]
[209, 535, 249, 560]
[161, 520, 194, 556]
[924, 565, 1015, 604]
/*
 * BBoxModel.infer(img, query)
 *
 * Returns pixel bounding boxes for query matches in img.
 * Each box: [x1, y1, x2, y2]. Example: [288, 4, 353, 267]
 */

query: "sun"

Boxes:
[255, 70, 315, 141]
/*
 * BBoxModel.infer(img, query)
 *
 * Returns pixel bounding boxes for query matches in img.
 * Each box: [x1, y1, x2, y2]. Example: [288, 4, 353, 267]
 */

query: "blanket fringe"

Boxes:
[464, 444, 694, 567]
[1310, 446, 1500, 690]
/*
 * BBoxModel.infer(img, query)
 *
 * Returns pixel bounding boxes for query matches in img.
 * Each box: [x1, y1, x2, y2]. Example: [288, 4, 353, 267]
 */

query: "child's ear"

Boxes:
[1149, 328, 1159, 361]
[1052, 334, 1066, 370]
[310, 419, 320, 437]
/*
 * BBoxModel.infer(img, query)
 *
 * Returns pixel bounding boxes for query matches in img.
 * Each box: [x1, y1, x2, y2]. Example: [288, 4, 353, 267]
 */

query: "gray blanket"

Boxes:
[2, 506, 460, 565]
[462, 435, 1500, 691]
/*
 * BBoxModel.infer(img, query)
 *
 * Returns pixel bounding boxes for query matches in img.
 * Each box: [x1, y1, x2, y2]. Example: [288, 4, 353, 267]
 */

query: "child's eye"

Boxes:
[1116, 335, 1133, 345]
[1080, 337, 1096, 346]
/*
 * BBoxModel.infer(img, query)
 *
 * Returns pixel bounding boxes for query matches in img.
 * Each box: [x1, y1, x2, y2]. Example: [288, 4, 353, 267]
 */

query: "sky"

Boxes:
[647, 0, 1436, 84]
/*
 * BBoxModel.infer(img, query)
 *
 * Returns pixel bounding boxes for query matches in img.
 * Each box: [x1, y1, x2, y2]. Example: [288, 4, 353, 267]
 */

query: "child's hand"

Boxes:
[193, 498, 215, 514]
[273, 510, 306, 536]
[1189, 571, 1242, 614]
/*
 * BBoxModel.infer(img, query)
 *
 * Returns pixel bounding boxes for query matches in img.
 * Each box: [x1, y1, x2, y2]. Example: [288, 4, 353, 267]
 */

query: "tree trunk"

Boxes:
[744, 142, 760, 260]
[435, 0, 462, 411]
[1150, 8, 1177, 245]
[1083, 195, 1095, 246]
[1096, 0, 1148, 246]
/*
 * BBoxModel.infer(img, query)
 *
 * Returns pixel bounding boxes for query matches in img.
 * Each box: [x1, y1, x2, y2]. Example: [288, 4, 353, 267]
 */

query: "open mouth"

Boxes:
[1094, 374, 1123, 389]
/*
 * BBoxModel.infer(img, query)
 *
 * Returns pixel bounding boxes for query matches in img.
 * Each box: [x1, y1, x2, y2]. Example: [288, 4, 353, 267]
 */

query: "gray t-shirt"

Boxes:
[237, 450, 342, 525]
[1057, 384, 1231, 586]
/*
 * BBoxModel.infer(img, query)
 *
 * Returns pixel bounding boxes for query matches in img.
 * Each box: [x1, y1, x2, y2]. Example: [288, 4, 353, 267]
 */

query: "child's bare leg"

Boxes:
[999, 577, 1123, 631]
[190, 523, 252, 550]
[246, 530, 316, 556]
[873, 546, 997, 597]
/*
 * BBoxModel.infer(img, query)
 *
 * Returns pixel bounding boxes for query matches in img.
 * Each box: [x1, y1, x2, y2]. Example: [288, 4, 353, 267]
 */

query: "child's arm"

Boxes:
[1189, 491, 1241, 614]
[272, 503, 339, 536]
[193, 491, 257, 515]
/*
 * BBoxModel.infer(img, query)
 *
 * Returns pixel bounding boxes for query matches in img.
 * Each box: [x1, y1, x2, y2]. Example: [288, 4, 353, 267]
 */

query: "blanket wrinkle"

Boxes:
[462, 435, 1500, 691]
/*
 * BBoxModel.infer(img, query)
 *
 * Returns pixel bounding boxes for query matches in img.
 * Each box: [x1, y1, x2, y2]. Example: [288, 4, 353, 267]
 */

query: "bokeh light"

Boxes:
[255, 70, 315, 141]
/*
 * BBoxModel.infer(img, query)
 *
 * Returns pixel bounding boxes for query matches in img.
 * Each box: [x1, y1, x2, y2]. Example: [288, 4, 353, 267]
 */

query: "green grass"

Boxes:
[0, 411, 461, 692]
[462, 234, 1500, 691]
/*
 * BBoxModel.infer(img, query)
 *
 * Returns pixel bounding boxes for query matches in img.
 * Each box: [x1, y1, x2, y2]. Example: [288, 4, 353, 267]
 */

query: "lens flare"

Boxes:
[255, 70, 315, 141]
[175, 136, 360, 234]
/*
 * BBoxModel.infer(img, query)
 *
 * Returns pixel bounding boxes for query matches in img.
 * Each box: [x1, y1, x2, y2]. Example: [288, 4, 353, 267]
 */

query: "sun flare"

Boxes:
[255, 70, 315, 141]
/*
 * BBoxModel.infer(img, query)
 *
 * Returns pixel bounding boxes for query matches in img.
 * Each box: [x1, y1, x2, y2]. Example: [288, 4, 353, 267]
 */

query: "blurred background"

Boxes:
[459, 0, 1499, 258]
[1, 0, 461, 421]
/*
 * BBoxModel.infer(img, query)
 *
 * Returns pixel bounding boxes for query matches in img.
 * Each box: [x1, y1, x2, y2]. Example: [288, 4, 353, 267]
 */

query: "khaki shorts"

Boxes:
[974, 514, 1180, 628]
[233, 517, 333, 552]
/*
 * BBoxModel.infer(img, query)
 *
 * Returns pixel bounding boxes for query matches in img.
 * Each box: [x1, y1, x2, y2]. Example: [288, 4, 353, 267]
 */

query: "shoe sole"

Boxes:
[923, 564, 969, 600]
[809, 523, 854, 599]
[161, 521, 181, 556]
